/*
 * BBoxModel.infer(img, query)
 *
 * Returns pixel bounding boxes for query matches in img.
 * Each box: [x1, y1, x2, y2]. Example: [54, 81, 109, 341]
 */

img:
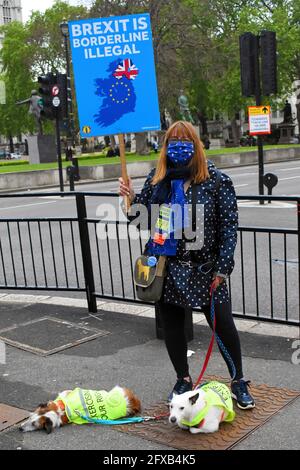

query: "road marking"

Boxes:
[229, 172, 256, 177]
[278, 167, 300, 172]
[0, 201, 57, 211]
[279, 176, 300, 181]
[237, 201, 295, 208]
[38, 196, 67, 200]
[234, 184, 249, 187]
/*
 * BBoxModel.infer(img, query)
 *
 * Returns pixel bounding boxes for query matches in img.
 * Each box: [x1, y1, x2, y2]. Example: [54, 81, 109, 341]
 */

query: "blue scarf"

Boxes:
[146, 141, 194, 256]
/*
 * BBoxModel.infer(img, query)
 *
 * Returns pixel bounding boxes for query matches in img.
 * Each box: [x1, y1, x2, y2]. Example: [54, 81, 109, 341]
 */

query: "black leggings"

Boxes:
[159, 301, 243, 381]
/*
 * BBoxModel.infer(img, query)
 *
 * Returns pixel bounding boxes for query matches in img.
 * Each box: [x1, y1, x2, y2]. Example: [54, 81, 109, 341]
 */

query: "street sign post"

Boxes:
[248, 105, 271, 135]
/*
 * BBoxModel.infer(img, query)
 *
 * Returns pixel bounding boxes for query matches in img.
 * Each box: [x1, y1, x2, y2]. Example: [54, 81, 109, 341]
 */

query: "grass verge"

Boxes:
[0, 144, 299, 174]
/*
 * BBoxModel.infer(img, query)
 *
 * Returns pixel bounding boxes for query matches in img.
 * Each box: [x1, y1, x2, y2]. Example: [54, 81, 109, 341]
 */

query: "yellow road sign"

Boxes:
[248, 105, 270, 116]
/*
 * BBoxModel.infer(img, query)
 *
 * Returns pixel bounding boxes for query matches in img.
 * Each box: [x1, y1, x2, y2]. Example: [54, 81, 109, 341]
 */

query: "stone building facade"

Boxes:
[0, 0, 22, 25]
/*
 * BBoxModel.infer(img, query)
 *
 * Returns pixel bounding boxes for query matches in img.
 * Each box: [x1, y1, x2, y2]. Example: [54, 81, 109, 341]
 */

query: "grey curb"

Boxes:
[0, 293, 298, 339]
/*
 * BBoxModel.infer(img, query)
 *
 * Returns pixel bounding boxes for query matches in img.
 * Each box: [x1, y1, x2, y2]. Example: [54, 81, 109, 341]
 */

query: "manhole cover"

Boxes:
[116, 376, 300, 450]
[0, 317, 109, 356]
[0, 404, 30, 432]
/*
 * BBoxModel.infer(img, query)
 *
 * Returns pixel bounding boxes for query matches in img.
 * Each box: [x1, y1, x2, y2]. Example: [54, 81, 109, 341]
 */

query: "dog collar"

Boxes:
[197, 419, 205, 428]
[181, 400, 210, 428]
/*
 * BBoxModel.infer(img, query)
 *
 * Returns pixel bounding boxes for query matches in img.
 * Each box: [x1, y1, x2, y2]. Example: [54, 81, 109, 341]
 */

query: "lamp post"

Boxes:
[60, 19, 79, 191]
[60, 19, 74, 147]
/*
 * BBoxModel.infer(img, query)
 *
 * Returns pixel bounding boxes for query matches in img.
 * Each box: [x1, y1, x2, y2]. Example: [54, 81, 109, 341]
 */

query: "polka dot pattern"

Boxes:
[132, 165, 238, 308]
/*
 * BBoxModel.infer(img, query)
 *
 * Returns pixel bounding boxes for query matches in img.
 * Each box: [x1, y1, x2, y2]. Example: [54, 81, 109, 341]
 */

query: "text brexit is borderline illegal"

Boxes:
[71, 16, 150, 59]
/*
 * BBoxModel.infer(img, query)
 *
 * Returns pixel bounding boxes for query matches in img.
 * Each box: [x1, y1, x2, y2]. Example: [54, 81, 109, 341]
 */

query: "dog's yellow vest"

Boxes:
[55, 388, 127, 425]
[181, 381, 235, 428]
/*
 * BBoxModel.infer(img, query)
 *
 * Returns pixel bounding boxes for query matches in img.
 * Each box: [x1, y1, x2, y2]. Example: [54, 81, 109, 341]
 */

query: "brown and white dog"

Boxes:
[19, 386, 141, 434]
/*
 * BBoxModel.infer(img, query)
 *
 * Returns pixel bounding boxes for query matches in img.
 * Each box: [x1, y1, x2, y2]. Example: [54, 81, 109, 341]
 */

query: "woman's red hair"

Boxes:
[151, 121, 209, 185]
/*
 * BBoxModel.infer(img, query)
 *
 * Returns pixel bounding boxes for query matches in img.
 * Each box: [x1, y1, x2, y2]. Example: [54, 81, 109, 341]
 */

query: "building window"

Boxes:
[3, 0, 12, 24]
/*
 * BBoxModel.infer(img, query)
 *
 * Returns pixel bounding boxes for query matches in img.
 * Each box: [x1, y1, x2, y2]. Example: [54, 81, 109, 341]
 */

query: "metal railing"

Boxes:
[0, 192, 299, 326]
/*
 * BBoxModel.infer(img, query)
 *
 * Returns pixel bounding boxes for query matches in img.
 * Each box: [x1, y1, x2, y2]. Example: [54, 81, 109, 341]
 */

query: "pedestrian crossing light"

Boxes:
[239, 32, 257, 97]
[239, 31, 277, 97]
[260, 30, 277, 96]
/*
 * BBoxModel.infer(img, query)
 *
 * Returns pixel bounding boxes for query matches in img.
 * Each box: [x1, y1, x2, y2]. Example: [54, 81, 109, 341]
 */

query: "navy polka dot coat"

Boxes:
[132, 161, 238, 308]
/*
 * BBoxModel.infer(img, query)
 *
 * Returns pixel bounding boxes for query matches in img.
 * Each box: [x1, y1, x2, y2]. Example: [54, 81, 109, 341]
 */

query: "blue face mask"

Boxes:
[167, 140, 194, 167]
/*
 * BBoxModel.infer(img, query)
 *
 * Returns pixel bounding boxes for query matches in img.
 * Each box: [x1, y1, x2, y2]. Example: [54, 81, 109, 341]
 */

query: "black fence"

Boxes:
[0, 192, 299, 327]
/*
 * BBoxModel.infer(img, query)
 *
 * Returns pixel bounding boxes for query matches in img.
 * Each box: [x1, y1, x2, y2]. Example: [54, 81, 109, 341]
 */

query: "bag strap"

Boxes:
[156, 255, 167, 276]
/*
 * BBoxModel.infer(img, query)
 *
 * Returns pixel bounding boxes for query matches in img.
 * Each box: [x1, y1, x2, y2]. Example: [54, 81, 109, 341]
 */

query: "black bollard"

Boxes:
[263, 173, 278, 203]
[66, 165, 75, 191]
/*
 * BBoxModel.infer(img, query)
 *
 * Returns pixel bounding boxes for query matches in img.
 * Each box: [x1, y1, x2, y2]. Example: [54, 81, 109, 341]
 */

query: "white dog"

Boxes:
[169, 381, 235, 434]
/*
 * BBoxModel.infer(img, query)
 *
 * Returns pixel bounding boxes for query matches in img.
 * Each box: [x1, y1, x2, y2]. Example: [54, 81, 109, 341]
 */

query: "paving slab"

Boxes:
[2, 294, 50, 303]
[250, 322, 299, 339]
[99, 302, 150, 315]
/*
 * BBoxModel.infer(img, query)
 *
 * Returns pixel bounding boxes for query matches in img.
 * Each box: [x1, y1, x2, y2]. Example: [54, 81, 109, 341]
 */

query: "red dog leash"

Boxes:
[192, 284, 216, 390]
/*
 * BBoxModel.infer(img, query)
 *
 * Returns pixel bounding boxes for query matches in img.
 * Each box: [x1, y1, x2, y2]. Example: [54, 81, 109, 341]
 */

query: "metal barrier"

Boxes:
[0, 192, 299, 326]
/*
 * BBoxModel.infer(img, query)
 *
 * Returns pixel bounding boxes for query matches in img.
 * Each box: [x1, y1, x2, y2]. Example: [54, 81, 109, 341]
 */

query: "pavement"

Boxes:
[0, 294, 299, 451]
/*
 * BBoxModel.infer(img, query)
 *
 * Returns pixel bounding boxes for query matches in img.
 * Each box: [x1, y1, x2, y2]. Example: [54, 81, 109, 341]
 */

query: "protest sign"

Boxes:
[69, 13, 161, 138]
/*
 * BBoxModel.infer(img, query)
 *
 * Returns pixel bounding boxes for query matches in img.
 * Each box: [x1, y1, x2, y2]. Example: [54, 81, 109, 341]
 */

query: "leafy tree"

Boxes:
[0, 22, 35, 140]
[186, 0, 300, 142]
[0, 1, 88, 139]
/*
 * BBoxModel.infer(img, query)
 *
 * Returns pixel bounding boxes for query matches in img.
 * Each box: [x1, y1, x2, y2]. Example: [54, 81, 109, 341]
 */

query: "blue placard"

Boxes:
[69, 14, 161, 137]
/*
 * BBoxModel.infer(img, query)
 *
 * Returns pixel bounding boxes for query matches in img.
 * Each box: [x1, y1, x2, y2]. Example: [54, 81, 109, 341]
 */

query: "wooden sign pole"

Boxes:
[118, 133, 130, 212]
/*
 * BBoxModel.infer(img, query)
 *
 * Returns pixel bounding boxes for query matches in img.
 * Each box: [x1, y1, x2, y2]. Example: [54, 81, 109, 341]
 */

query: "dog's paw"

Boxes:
[178, 424, 189, 430]
[189, 426, 205, 434]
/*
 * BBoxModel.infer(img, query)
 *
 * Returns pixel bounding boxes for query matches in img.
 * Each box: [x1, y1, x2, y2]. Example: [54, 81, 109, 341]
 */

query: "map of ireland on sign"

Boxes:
[94, 59, 138, 127]
[69, 14, 161, 137]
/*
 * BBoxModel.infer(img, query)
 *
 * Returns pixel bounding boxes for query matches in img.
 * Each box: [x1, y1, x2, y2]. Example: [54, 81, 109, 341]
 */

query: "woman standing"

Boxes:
[119, 121, 255, 410]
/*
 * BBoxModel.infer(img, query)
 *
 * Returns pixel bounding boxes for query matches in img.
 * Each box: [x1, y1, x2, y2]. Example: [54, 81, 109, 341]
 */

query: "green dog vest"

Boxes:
[55, 388, 127, 425]
[181, 381, 235, 428]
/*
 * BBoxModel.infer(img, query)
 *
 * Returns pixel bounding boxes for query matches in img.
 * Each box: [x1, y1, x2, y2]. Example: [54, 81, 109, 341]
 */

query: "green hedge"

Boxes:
[0, 159, 29, 166]
[76, 152, 106, 160]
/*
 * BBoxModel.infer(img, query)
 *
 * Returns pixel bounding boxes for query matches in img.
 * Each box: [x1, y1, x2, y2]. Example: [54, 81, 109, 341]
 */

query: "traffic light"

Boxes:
[260, 30, 277, 95]
[38, 73, 57, 120]
[239, 32, 258, 97]
[56, 73, 69, 120]
[38, 73, 69, 121]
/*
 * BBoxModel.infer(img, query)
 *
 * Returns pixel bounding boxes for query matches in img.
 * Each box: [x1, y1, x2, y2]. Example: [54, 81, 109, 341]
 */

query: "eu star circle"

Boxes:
[109, 81, 131, 104]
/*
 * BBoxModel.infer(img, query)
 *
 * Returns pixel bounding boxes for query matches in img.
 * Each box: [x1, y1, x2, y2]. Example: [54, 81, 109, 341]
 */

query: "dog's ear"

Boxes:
[43, 417, 53, 434]
[189, 393, 199, 405]
[38, 403, 48, 409]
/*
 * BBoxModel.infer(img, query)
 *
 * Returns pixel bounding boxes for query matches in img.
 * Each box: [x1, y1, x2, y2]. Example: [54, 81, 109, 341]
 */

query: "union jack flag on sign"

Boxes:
[113, 59, 139, 80]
